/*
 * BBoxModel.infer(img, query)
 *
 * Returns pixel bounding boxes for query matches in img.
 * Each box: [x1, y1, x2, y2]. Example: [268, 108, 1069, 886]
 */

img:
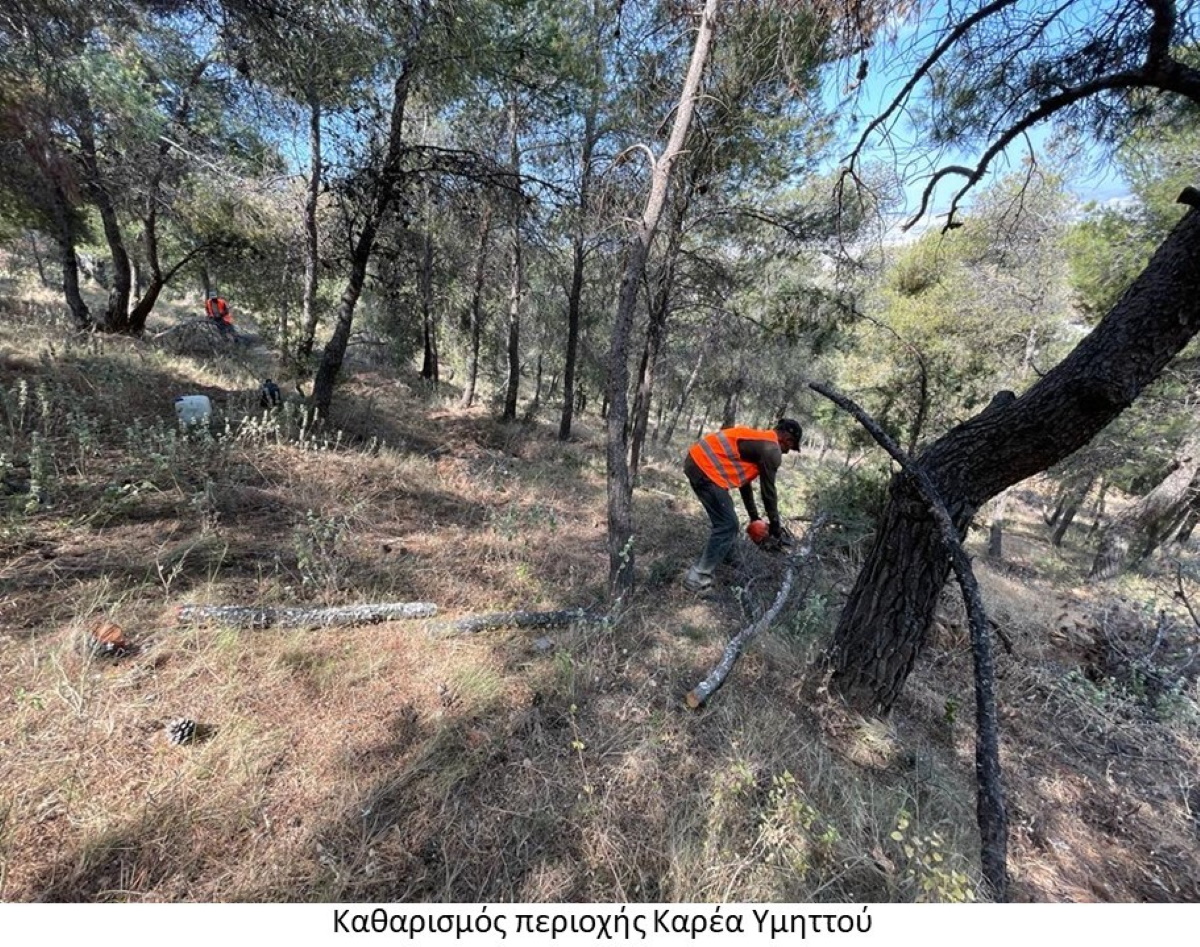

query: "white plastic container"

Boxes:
[174, 394, 212, 428]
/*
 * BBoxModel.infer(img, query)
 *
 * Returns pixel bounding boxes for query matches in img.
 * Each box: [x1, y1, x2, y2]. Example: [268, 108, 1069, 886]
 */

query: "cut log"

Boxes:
[434, 608, 600, 636]
[176, 602, 437, 629]
[685, 516, 826, 710]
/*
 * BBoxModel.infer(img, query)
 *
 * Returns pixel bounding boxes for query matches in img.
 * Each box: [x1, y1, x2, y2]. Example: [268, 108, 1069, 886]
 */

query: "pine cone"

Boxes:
[85, 619, 132, 658]
[166, 718, 198, 746]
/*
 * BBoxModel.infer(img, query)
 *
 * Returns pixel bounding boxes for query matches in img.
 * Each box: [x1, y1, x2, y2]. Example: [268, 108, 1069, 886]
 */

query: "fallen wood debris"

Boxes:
[176, 602, 438, 629]
[434, 608, 600, 636]
[686, 515, 826, 710]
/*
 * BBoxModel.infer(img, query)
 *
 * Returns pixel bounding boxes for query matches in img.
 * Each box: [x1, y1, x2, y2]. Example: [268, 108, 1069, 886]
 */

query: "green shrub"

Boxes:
[806, 462, 890, 542]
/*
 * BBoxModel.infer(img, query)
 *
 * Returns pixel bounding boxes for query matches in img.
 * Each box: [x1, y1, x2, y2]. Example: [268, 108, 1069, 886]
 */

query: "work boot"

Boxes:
[683, 565, 713, 593]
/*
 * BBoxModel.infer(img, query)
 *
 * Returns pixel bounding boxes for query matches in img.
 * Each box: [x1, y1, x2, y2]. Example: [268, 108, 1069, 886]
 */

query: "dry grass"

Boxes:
[1, 282, 1198, 903]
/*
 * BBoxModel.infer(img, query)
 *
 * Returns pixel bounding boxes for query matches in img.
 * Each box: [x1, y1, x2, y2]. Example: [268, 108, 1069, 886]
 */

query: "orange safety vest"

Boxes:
[205, 297, 231, 323]
[689, 427, 778, 489]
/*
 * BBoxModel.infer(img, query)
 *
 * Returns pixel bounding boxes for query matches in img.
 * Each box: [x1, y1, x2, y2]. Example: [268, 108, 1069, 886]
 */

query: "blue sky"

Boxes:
[823, 0, 1133, 232]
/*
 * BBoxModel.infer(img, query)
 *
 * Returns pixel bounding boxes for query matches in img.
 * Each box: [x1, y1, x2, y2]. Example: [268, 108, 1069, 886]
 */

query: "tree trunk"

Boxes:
[1050, 474, 1093, 546]
[629, 295, 668, 482]
[662, 336, 710, 446]
[1087, 477, 1109, 538]
[313, 55, 418, 418]
[297, 87, 323, 363]
[124, 61, 207, 337]
[1051, 502, 1078, 547]
[523, 352, 544, 422]
[831, 202, 1200, 714]
[78, 112, 133, 333]
[630, 174, 693, 480]
[27, 231, 49, 287]
[502, 96, 523, 423]
[48, 182, 92, 331]
[420, 229, 438, 384]
[1174, 490, 1200, 543]
[461, 205, 492, 409]
[559, 76, 600, 441]
[1090, 432, 1200, 579]
[987, 491, 1009, 559]
[605, 0, 718, 602]
[721, 374, 743, 428]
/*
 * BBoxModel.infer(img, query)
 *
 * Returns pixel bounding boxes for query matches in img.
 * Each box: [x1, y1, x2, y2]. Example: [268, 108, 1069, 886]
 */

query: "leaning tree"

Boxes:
[833, 0, 1200, 712]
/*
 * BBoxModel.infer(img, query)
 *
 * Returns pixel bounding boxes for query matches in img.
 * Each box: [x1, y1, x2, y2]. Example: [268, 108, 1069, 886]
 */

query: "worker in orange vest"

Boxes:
[683, 418, 802, 592]
[204, 291, 234, 338]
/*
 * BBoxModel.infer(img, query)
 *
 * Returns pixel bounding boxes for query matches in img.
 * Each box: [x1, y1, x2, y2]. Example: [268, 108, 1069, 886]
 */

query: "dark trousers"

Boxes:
[690, 475, 738, 578]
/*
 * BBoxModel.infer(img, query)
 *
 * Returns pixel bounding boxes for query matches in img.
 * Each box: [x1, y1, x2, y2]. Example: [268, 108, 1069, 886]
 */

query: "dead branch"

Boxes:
[176, 602, 437, 629]
[845, 0, 1019, 175]
[1175, 562, 1200, 632]
[809, 381, 1008, 902]
[432, 608, 601, 636]
[686, 516, 827, 710]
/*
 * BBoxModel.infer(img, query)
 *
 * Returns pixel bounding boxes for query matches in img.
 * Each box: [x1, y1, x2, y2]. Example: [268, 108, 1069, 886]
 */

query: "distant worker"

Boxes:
[259, 378, 282, 408]
[205, 291, 234, 339]
[683, 418, 802, 593]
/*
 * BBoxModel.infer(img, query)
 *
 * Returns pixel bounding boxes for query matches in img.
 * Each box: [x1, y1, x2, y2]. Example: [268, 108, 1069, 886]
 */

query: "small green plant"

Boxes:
[889, 810, 975, 902]
[710, 759, 757, 807]
[756, 770, 840, 877]
[785, 593, 830, 640]
[66, 407, 97, 473]
[292, 509, 352, 594]
[805, 462, 890, 541]
[14, 687, 46, 710]
[567, 703, 593, 797]
[942, 696, 960, 739]
[24, 432, 51, 512]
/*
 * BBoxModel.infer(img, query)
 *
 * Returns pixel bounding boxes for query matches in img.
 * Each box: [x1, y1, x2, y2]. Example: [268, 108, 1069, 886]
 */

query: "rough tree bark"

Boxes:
[419, 227, 438, 384]
[831, 200, 1200, 714]
[502, 94, 523, 423]
[77, 107, 133, 332]
[297, 83, 323, 362]
[460, 205, 493, 409]
[177, 602, 437, 629]
[559, 42, 601, 441]
[605, 0, 718, 601]
[630, 172, 694, 481]
[312, 38, 421, 418]
[48, 181, 92, 331]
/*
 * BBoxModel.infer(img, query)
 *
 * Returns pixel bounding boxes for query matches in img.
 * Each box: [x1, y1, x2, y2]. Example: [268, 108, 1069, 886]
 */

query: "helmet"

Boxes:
[747, 519, 769, 544]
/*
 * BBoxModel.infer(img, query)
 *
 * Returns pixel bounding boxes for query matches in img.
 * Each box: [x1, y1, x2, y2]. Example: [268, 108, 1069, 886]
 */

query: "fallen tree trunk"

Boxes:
[685, 516, 826, 710]
[174, 602, 600, 637]
[176, 602, 437, 629]
[433, 608, 601, 636]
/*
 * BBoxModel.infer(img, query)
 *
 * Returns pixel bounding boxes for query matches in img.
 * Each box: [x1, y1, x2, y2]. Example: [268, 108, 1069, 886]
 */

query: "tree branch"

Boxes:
[845, 0, 1020, 175]
[907, 73, 1146, 230]
[809, 381, 1008, 902]
[432, 608, 601, 637]
[176, 602, 437, 629]
[686, 516, 828, 710]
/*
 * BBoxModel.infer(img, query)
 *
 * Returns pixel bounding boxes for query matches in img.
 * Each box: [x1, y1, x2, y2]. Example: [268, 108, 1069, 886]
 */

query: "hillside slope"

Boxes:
[1, 293, 1197, 903]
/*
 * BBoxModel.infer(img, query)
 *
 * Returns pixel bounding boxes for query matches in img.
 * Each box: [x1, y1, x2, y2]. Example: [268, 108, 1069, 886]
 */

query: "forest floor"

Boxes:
[0, 277, 1198, 903]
